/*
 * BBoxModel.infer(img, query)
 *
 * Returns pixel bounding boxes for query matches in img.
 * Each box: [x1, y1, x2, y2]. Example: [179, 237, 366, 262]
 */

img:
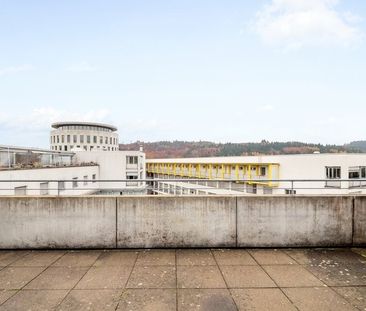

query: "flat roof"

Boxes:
[146, 153, 366, 164]
[52, 121, 117, 131]
[0, 145, 74, 156]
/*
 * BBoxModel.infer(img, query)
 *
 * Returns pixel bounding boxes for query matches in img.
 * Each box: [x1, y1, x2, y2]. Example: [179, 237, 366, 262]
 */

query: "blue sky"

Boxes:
[0, 0, 365, 148]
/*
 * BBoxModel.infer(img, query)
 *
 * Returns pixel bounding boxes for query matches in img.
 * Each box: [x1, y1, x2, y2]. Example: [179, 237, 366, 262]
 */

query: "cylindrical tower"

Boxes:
[50, 121, 119, 152]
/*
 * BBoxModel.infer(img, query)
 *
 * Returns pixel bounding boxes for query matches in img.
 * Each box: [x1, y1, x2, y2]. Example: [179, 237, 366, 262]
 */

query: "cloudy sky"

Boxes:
[0, 0, 365, 148]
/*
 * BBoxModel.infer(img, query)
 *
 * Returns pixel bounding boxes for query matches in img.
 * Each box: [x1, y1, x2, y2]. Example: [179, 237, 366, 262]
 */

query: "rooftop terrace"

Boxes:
[0, 248, 365, 310]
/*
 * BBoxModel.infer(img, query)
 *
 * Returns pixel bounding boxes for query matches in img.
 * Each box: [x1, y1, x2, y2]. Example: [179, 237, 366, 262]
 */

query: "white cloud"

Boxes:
[0, 107, 111, 132]
[258, 104, 275, 112]
[66, 61, 98, 73]
[253, 0, 363, 50]
[0, 64, 34, 76]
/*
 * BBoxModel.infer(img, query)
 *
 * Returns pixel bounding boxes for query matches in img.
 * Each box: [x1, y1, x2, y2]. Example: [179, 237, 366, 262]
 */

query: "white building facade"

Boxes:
[0, 145, 146, 196]
[147, 153, 366, 195]
[75, 150, 146, 195]
[50, 121, 119, 152]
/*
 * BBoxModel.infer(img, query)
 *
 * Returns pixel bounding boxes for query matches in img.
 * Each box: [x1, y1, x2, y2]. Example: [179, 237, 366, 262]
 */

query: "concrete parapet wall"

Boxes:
[0, 196, 364, 248]
[117, 197, 236, 248]
[0, 197, 116, 248]
[353, 196, 366, 245]
[237, 196, 353, 247]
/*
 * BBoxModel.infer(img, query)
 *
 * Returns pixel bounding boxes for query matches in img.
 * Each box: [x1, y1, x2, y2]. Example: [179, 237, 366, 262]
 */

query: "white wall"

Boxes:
[75, 151, 146, 193]
[0, 165, 99, 196]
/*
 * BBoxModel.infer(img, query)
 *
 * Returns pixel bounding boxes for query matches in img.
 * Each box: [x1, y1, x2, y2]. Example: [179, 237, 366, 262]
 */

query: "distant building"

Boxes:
[0, 145, 146, 196]
[147, 153, 366, 195]
[50, 121, 119, 152]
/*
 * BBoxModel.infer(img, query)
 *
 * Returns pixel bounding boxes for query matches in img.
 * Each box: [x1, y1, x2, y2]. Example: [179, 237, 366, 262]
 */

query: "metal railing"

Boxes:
[1, 178, 366, 196]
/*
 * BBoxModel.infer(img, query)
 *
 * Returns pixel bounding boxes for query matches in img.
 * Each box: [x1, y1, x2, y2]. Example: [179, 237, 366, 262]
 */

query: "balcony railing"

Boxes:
[1, 178, 366, 196]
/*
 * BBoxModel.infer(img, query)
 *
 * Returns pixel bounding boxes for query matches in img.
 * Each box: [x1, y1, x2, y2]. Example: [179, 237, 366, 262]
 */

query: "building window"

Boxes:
[349, 170, 360, 179]
[325, 166, 341, 188]
[105, 137, 108, 144]
[67, 135, 71, 143]
[87, 135, 91, 143]
[349, 166, 366, 188]
[349, 166, 366, 179]
[73, 135, 77, 143]
[326, 166, 341, 179]
[93, 136, 97, 143]
[285, 189, 297, 195]
[260, 167, 266, 176]
[126, 174, 138, 186]
[58, 181, 65, 192]
[61, 135, 64, 143]
[92, 174, 96, 183]
[83, 175, 88, 185]
[100, 136, 103, 144]
[40, 182, 49, 195]
[14, 186, 27, 195]
[72, 177, 78, 188]
[64, 146, 68, 151]
[110, 137, 112, 144]
[127, 156, 138, 164]
[80, 135, 84, 143]
[57, 136, 60, 143]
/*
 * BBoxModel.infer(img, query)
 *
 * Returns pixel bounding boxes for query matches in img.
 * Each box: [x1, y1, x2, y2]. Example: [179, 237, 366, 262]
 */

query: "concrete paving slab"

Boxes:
[213, 249, 257, 266]
[0, 289, 68, 311]
[10, 251, 65, 267]
[0, 248, 364, 311]
[177, 250, 216, 266]
[283, 287, 357, 311]
[263, 265, 325, 287]
[52, 251, 101, 267]
[136, 250, 175, 266]
[0, 251, 29, 266]
[93, 251, 138, 267]
[177, 266, 226, 289]
[118, 289, 176, 311]
[230, 288, 296, 311]
[249, 249, 297, 265]
[178, 289, 237, 311]
[286, 248, 366, 265]
[76, 266, 132, 289]
[127, 266, 176, 289]
[220, 266, 276, 288]
[0, 290, 17, 305]
[57, 289, 121, 311]
[306, 262, 366, 286]
[25, 267, 89, 290]
[333, 286, 366, 311]
[0, 267, 45, 290]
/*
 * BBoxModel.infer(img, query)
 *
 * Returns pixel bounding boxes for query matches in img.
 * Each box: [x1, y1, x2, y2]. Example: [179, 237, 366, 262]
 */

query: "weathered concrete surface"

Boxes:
[353, 196, 366, 246]
[117, 197, 236, 248]
[0, 195, 364, 249]
[1, 249, 364, 310]
[237, 196, 353, 247]
[0, 197, 116, 248]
